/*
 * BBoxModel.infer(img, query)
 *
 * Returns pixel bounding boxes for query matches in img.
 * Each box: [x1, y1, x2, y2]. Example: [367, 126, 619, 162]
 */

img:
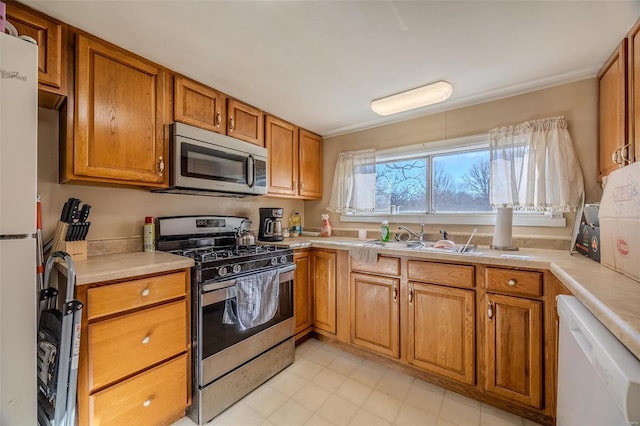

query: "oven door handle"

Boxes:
[201, 264, 296, 294]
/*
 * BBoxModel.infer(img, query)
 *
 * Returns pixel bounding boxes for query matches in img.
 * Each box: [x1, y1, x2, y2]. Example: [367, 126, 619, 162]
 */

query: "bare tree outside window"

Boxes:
[374, 145, 491, 214]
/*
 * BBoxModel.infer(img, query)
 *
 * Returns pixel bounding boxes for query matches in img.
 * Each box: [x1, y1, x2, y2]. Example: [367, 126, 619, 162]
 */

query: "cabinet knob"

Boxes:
[141, 288, 150, 297]
[143, 399, 151, 407]
[141, 336, 150, 345]
[158, 156, 165, 176]
[507, 279, 516, 286]
[229, 116, 235, 131]
[215, 111, 221, 128]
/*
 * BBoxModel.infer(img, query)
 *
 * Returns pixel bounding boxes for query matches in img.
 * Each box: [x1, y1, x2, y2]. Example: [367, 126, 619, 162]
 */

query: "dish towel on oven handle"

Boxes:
[222, 269, 280, 331]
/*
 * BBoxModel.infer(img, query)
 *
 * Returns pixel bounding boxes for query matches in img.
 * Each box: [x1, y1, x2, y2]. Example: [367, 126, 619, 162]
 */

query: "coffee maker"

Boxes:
[258, 207, 284, 242]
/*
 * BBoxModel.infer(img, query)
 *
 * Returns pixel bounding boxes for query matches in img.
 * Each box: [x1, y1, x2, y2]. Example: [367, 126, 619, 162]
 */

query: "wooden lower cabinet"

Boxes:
[406, 282, 475, 384]
[350, 272, 400, 358]
[311, 249, 337, 335]
[294, 250, 313, 340]
[484, 293, 543, 408]
[75, 269, 190, 425]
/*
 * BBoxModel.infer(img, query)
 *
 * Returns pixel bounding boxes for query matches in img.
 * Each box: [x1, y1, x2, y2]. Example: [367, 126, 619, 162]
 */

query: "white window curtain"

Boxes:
[489, 116, 584, 213]
[327, 149, 376, 213]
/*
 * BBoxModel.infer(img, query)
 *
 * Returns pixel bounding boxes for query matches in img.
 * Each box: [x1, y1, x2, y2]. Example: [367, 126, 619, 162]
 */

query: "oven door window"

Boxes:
[200, 280, 293, 359]
[181, 142, 247, 184]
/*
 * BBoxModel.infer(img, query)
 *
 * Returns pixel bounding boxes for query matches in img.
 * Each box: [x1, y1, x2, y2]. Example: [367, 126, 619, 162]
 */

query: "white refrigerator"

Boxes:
[0, 31, 38, 424]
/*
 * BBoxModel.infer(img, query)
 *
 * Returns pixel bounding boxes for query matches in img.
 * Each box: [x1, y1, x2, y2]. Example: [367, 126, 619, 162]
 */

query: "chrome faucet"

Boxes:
[398, 224, 425, 241]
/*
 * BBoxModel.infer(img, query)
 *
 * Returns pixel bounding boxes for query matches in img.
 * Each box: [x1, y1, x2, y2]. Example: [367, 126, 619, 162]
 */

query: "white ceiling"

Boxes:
[24, 0, 640, 137]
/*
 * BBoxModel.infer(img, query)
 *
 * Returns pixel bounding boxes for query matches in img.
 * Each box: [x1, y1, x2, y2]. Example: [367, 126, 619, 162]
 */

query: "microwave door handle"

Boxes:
[247, 155, 256, 188]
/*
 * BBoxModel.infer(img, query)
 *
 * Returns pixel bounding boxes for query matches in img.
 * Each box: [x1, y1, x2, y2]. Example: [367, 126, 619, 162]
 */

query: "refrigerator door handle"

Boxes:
[0, 233, 36, 240]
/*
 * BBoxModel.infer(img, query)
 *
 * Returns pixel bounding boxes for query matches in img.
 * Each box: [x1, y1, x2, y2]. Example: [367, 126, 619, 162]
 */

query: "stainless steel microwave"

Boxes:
[157, 122, 268, 197]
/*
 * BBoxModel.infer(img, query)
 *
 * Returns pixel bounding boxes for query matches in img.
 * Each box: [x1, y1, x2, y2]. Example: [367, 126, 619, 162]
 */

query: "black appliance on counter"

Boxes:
[258, 207, 284, 242]
[155, 215, 295, 425]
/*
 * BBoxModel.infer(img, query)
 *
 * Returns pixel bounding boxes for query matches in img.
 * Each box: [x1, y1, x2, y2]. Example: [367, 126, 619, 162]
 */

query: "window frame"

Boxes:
[340, 134, 566, 228]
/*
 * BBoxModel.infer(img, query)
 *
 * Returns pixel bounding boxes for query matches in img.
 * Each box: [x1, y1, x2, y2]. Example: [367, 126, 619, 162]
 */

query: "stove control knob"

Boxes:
[280, 256, 287, 264]
[233, 264, 242, 273]
[218, 266, 228, 277]
[271, 257, 278, 266]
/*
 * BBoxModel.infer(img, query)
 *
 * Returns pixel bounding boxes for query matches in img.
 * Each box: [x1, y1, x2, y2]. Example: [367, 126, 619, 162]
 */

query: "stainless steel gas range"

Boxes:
[156, 215, 295, 424]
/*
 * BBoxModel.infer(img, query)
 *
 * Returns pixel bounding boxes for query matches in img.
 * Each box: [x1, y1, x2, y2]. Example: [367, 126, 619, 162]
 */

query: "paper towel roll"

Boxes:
[492, 207, 514, 248]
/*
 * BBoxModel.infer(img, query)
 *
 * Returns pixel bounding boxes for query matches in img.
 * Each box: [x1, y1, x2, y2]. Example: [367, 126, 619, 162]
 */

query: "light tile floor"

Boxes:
[172, 338, 544, 426]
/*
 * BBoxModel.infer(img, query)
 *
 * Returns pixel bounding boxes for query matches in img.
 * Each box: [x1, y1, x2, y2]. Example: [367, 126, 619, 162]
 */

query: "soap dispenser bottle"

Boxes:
[320, 214, 331, 237]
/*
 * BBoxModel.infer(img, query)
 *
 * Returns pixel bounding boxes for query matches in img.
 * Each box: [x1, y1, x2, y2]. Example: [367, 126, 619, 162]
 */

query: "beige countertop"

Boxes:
[58, 251, 194, 285]
[278, 236, 640, 359]
[61, 237, 640, 360]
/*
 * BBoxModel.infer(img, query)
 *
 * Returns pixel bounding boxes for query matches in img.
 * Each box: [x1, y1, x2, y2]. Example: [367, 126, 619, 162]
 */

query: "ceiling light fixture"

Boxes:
[371, 80, 453, 116]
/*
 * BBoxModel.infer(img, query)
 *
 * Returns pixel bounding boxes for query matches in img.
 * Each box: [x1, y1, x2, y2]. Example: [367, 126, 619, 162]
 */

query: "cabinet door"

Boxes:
[294, 250, 313, 337]
[484, 293, 543, 408]
[630, 21, 640, 163]
[174, 75, 226, 133]
[74, 35, 167, 186]
[598, 40, 628, 180]
[407, 282, 475, 384]
[350, 273, 399, 358]
[6, 3, 66, 109]
[311, 250, 336, 334]
[227, 98, 264, 146]
[265, 115, 298, 196]
[298, 129, 323, 199]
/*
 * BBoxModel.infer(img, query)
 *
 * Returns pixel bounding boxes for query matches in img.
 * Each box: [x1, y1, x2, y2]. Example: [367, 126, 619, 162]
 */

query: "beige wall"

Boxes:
[305, 78, 599, 242]
[37, 109, 304, 243]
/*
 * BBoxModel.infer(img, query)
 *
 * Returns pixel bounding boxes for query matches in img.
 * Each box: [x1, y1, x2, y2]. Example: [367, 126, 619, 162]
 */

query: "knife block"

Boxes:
[51, 221, 87, 262]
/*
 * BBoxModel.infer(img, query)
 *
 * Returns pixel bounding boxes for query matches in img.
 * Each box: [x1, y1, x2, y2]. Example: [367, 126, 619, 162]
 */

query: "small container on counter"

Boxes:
[381, 220, 390, 242]
[320, 214, 331, 237]
[143, 216, 155, 252]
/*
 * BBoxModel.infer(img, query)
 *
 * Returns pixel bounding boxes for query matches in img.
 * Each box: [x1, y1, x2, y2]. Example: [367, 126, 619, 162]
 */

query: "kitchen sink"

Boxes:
[367, 239, 481, 254]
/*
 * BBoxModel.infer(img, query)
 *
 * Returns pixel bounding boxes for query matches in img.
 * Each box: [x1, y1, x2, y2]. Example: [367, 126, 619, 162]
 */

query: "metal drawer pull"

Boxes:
[488, 301, 493, 320]
[143, 399, 151, 407]
[408, 286, 414, 304]
[141, 288, 150, 297]
[158, 156, 165, 176]
[507, 279, 517, 286]
[393, 285, 397, 301]
[215, 111, 221, 128]
[230, 116, 235, 131]
[142, 336, 150, 344]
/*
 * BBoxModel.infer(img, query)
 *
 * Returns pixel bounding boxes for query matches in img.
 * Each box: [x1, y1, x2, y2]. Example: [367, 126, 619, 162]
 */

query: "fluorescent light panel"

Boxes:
[371, 80, 453, 116]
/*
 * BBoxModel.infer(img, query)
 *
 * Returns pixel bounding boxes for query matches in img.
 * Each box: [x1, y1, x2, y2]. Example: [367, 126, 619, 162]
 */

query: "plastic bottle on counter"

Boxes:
[381, 220, 390, 242]
[291, 211, 302, 236]
[320, 214, 332, 237]
[143, 216, 155, 252]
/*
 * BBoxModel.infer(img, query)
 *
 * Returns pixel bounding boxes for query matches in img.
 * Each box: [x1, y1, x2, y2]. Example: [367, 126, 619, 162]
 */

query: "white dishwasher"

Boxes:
[557, 295, 640, 426]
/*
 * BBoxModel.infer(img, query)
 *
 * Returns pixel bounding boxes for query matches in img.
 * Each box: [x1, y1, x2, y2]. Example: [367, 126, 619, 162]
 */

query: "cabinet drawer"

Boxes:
[87, 271, 186, 319]
[88, 300, 187, 390]
[89, 354, 188, 425]
[407, 261, 474, 288]
[485, 267, 542, 297]
[351, 256, 400, 276]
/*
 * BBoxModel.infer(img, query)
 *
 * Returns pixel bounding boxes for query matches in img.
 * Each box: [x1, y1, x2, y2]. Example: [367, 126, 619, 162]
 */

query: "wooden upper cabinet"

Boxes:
[484, 293, 543, 408]
[227, 98, 264, 146]
[265, 114, 298, 196]
[174, 75, 226, 133]
[265, 115, 323, 200]
[598, 40, 628, 180]
[629, 20, 640, 164]
[298, 129, 323, 199]
[71, 34, 167, 187]
[5, 2, 66, 108]
[407, 282, 475, 384]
